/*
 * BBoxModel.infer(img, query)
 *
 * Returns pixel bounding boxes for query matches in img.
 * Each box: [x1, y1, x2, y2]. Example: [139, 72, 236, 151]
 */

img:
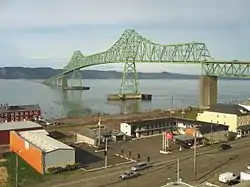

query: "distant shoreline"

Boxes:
[0, 67, 249, 80]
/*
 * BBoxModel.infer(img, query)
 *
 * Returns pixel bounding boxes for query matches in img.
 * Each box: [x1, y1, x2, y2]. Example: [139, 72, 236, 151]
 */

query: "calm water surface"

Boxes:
[0, 79, 249, 119]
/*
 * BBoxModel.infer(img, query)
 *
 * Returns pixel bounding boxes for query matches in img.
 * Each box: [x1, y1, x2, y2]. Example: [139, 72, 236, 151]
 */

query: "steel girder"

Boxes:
[44, 29, 250, 94]
[44, 29, 212, 92]
[202, 62, 250, 77]
[62, 29, 212, 74]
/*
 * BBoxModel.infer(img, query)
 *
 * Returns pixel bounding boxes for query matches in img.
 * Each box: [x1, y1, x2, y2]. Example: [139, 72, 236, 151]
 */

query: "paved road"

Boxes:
[34, 137, 250, 187]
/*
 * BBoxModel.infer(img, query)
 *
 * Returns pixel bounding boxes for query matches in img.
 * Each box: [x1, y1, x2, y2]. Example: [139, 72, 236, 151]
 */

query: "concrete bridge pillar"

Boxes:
[61, 76, 68, 89]
[200, 75, 218, 107]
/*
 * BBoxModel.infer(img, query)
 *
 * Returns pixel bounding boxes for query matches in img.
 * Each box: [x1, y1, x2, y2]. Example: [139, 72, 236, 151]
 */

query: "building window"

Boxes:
[11, 113, 14, 116]
[25, 112, 28, 115]
[34, 111, 38, 115]
[30, 111, 33, 115]
[15, 112, 19, 116]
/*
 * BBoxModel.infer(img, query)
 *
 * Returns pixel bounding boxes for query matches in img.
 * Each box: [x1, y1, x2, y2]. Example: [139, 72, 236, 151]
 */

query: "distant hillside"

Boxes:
[0, 67, 248, 80]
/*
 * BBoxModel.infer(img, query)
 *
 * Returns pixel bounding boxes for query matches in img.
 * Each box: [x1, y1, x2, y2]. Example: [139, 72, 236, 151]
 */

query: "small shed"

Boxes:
[111, 130, 125, 142]
[10, 129, 75, 174]
[76, 127, 112, 146]
[0, 121, 43, 145]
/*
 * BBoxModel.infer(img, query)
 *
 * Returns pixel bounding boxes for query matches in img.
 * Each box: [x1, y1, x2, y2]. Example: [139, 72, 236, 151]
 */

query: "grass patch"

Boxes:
[0, 153, 51, 187]
[173, 108, 202, 120]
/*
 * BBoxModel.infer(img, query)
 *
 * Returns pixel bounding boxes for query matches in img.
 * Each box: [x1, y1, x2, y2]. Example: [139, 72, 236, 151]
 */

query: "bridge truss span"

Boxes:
[202, 61, 250, 77]
[44, 28, 250, 106]
[63, 29, 212, 72]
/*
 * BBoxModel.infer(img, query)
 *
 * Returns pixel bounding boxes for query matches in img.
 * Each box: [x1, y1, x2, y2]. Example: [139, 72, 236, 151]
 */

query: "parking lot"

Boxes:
[71, 143, 128, 169]
[71, 135, 183, 170]
[33, 136, 250, 187]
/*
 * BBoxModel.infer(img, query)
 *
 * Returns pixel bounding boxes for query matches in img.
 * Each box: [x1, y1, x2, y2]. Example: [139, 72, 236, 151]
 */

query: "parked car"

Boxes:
[119, 171, 140, 180]
[130, 162, 152, 172]
[218, 144, 232, 151]
[219, 172, 238, 184]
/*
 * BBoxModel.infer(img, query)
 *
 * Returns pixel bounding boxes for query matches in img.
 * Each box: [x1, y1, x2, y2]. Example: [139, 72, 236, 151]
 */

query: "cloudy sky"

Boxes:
[0, 0, 250, 74]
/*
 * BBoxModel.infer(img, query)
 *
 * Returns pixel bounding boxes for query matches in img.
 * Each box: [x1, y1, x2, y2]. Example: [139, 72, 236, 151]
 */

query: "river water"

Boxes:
[0, 79, 249, 119]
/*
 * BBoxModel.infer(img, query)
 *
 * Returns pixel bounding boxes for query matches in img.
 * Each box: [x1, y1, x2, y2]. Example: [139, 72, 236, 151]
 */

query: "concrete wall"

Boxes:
[76, 134, 95, 145]
[237, 116, 250, 126]
[120, 123, 132, 137]
[197, 111, 237, 132]
[200, 75, 218, 107]
[45, 149, 75, 170]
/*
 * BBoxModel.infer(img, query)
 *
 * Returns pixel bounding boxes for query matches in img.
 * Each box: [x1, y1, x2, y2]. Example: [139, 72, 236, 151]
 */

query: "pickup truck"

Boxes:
[119, 171, 140, 180]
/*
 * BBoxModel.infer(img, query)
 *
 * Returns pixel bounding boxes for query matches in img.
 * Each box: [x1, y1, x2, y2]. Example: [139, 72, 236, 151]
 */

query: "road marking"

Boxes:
[51, 170, 125, 187]
[51, 138, 250, 187]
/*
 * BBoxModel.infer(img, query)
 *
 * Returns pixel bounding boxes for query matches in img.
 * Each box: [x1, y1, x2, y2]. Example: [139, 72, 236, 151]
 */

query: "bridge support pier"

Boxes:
[61, 76, 68, 89]
[200, 75, 218, 107]
[107, 61, 152, 101]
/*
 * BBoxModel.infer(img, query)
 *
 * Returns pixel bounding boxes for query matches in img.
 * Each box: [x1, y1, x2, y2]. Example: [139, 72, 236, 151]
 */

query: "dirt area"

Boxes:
[46, 107, 199, 133]
[0, 167, 8, 187]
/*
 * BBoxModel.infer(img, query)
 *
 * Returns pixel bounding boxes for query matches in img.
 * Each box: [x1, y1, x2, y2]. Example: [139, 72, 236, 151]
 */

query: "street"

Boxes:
[34, 137, 250, 187]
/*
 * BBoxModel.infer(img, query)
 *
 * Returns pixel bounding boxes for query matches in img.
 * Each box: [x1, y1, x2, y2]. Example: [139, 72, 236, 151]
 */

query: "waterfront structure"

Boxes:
[120, 117, 228, 138]
[0, 104, 41, 123]
[43, 29, 250, 106]
[10, 130, 75, 174]
[197, 103, 250, 134]
[0, 121, 43, 145]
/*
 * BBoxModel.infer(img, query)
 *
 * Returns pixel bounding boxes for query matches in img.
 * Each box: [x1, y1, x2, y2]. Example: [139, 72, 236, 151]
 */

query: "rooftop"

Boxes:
[77, 127, 112, 139]
[0, 121, 42, 131]
[19, 130, 74, 153]
[205, 103, 250, 116]
[0, 104, 40, 113]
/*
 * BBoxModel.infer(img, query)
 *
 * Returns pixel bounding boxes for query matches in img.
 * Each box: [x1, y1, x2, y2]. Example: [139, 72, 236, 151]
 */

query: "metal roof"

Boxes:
[0, 104, 40, 113]
[19, 130, 74, 153]
[205, 103, 250, 116]
[0, 121, 42, 131]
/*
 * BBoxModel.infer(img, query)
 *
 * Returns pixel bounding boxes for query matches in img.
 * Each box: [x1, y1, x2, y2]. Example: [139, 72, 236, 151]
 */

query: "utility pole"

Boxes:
[193, 127, 197, 180]
[166, 135, 169, 148]
[98, 113, 101, 146]
[15, 153, 19, 187]
[177, 158, 180, 182]
[104, 138, 108, 168]
[170, 96, 174, 117]
[162, 131, 166, 151]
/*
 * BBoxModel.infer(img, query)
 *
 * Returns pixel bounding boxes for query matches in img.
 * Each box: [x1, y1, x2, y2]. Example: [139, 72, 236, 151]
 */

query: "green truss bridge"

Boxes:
[43, 29, 250, 107]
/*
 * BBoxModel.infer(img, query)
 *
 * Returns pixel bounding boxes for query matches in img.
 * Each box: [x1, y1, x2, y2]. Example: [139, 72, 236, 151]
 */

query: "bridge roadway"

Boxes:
[34, 137, 250, 187]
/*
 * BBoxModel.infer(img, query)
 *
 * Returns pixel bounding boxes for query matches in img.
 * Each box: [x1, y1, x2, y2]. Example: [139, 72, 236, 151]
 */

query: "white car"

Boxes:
[219, 172, 238, 184]
[130, 162, 152, 172]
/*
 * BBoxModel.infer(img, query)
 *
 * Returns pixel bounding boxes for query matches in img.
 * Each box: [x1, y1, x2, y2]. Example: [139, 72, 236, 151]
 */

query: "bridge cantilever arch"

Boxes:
[43, 29, 250, 107]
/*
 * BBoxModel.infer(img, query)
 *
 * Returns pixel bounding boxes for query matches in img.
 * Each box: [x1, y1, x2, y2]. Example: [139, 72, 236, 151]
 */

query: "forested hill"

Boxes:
[0, 67, 247, 80]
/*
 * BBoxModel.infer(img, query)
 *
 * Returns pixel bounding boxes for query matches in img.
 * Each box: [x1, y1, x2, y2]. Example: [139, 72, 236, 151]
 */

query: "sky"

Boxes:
[0, 0, 250, 74]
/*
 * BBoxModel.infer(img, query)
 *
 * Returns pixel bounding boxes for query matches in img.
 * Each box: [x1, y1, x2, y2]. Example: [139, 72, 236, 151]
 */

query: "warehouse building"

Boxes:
[10, 130, 75, 174]
[0, 104, 41, 123]
[197, 103, 250, 133]
[0, 121, 43, 145]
